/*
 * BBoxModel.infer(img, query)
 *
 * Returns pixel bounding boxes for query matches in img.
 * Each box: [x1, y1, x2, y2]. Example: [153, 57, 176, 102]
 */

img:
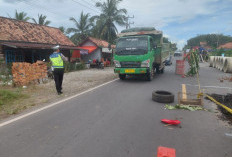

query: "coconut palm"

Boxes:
[59, 26, 66, 33]
[91, 0, 127, 44]
[67, 11, 92, 44]
[31, 14, 51, 26]
[14, 10, 30, 21]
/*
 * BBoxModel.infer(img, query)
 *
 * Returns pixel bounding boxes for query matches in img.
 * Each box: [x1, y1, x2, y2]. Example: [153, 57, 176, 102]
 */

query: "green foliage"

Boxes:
[165, 104, 206, 111]
[163, 37, 177, 51]
[209, 49, 232, 57]
[91, 0, 127, 44]
[67, 11, 92, 45]
[31, 14, 51, 26]
[0, 60, 12, 85]
[187, 34, 232, 48]
[14, 10, 30, 21]
[163, 37, 170, 43]
[64, 62, 85, 73]
[186, 50, 199, 76]
[0, 89, 22, 106]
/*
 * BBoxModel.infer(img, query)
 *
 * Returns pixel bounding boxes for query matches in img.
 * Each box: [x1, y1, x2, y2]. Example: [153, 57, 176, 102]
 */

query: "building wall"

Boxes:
[81, 48, 102, 63]
[81, 41, 102, 63]
[82, 41, 96, 46]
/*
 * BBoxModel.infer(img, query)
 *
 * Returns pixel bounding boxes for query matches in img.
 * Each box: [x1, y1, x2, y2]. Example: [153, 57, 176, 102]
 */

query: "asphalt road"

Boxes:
[0, 58, 231, 157]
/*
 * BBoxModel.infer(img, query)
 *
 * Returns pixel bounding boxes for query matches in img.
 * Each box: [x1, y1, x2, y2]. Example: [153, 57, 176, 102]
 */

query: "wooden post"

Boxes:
[0, 45, 4, 62]
[182, 84, 187, 99]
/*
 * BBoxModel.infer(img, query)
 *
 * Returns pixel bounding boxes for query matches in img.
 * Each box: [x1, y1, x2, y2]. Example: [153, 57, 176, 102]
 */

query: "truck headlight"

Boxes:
[141, 59, 150, 67]
[114, 60, 121, 68]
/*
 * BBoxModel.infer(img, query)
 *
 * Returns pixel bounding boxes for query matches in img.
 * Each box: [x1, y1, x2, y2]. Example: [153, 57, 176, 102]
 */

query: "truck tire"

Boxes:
[146, 67, 154, 81]
[119, 74, 126, 80]
[160, 68, 164, 74]
[156, 65, 160, 74]
[152, 90, 174, 103]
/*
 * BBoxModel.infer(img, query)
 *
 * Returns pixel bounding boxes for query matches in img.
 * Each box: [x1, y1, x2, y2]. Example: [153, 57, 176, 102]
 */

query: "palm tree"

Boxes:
[67, 11, 92, 45]
[31, 14, 51, 26]
[59, 26, 66, 33]
[14, 10, 30, 21]
[91, 0, 127, 44]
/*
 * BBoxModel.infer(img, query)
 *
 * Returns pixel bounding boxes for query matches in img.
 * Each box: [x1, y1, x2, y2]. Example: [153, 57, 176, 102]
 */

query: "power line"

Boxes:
[71, 0, 101, 14]
[17, 0, 70, 18]
[89, 0, 98, 4]
[82, 0, 97, 9]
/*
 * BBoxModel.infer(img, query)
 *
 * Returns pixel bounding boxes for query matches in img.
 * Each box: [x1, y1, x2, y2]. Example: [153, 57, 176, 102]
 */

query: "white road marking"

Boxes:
[0, 79, 118, 128]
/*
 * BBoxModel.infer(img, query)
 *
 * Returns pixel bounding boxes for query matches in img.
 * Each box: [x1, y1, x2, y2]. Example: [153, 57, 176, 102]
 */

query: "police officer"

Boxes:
[50, 45, 68, 95]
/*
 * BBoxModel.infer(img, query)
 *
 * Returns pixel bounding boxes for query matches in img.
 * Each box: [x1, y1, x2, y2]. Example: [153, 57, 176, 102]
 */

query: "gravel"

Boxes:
[45, 67, 117, 95]
[0, 67, 118, 119]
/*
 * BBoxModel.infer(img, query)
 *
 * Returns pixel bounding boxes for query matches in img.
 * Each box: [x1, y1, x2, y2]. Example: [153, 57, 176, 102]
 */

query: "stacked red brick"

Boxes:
[12, 61, 47, 86]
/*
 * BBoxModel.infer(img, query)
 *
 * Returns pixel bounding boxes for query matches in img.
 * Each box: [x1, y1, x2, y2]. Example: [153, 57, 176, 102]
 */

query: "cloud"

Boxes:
[3, 0, 64, 3]
[120, 0, 223, 29]
[1, 0, 231, 49]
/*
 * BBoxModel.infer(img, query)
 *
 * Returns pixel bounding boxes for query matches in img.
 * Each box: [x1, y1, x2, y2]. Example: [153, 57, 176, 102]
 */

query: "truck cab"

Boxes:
[114, 27, 168, 81]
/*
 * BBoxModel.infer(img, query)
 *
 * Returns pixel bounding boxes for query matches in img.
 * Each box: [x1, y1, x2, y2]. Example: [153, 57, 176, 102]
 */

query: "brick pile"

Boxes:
[12, 61, 47, 86]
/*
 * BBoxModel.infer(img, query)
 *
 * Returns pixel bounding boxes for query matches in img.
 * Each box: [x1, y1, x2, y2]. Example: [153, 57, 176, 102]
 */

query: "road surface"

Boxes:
[0, 58, 231, 157]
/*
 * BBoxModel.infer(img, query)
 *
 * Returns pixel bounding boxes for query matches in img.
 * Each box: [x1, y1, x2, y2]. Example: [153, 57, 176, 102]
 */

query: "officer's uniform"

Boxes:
[50, 46, 67, 95]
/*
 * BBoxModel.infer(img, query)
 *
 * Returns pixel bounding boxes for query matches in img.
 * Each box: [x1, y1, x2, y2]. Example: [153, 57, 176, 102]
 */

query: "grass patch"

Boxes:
[0, 89, 22, 105]
[0, 89, 29, 115]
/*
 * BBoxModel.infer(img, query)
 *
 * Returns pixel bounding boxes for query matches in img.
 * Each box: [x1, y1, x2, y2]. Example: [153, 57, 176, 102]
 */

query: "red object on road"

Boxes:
[157, 146, 176, 157]
[161, 119, 181, 125]
[175, 60, 185, 75]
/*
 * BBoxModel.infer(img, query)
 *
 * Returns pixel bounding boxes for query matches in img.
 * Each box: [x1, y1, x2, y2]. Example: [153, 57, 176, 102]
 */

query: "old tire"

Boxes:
[152, 90, 174, 103]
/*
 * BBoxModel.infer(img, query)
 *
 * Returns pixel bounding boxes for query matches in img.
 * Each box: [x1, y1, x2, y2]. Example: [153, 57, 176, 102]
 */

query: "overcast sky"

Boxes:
[1, 0, 232, 49]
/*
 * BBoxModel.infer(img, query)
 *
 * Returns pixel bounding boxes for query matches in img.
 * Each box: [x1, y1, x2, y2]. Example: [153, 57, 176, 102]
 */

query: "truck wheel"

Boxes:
[146, 68, 154, 81]
[152, 90, 174, 103]
[160, 68, 164, 74]
[119, 74, 126, 80]
[156, 65, 160, 74]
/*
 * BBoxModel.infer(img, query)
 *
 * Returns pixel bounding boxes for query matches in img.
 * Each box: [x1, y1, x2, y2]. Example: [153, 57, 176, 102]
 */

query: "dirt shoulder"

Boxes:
[0, 67, 117, 120]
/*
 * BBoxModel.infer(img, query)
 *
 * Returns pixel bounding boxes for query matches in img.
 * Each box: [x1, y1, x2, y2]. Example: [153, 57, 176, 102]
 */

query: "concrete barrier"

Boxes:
[209, 56, 232, 73]
[209, 56, 214, 67]
[215, 56, 220, 69]
[223, 57, 232, 73]
[219, 57, 224, 71]
[213, 56, 217, 68]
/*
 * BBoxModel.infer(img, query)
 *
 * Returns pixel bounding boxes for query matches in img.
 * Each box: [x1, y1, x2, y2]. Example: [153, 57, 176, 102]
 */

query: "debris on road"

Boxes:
[152, 90, 174, 103]
[157, 146, 176, 157]
[161, 119, 181, 125]
[165, 104, 206, 111]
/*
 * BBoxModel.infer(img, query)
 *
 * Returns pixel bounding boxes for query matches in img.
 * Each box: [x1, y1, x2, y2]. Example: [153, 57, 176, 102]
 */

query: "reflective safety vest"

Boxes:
[50, 53, 64, 68]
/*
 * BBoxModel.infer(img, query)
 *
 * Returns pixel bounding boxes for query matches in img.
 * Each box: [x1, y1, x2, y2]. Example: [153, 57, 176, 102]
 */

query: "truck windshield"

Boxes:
[116, 37, 148, 55]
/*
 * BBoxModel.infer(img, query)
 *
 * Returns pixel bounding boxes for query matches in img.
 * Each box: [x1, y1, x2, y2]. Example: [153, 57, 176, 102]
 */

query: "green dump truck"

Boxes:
[114, 27, 170, 81]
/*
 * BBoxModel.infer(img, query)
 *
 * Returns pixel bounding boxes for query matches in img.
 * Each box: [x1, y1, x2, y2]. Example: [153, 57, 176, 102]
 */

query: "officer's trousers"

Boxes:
[53, 68, 64, 93]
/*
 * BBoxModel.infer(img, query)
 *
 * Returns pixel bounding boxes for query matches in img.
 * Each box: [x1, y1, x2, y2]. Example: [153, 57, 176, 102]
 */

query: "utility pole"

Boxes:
[126, 15, 134, 29]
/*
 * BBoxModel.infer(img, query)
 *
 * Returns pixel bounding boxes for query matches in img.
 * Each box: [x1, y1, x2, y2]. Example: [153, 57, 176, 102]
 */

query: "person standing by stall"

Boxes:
[50, 45, 68, 95]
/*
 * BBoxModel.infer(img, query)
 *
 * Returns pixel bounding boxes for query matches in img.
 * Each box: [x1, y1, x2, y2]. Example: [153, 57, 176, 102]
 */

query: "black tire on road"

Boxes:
[152, 90, 174, 103]
[119, 74, 126, 80]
